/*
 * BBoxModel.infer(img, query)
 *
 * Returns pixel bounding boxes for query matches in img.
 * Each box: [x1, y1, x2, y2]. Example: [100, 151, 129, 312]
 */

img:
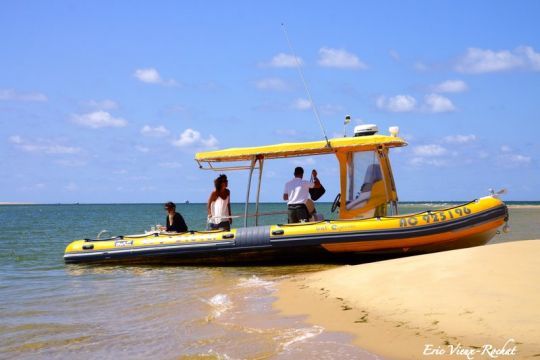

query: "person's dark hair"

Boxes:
[214, 174, 228, 192]
[294, 167, 304, 177]
[164, 201, 176, 210]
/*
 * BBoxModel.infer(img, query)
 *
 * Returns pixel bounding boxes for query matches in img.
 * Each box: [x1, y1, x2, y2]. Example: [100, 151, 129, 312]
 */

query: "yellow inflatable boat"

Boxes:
[64, 125, 508, 264]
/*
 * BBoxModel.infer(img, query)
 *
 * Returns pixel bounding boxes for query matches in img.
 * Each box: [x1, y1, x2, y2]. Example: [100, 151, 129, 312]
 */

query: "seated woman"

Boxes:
[164, 201, 188, 232]
[207, 174, 232, 231]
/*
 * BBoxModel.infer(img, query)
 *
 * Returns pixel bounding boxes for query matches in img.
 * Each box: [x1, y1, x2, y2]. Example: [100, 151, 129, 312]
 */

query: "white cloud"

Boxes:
[443, 134, 477, 144]
[71, 111, 127, 129]
[409, 157, 447, 167]
[134, 68, 161, 83]
[165, 105, 189, 114]
[455, 48, 521, 73]
[55, 159, 86, 167]
[423, 94, 456, 113]
[133, 68, 177, 85]
[399, 132, 415, 141]
[317, 47, 367, 69]
[128, 175, 150, 181]
[255, 78, 290, 91]
[292, 98, 312, 110]
[159, 162, 183, 169]
[520, 46, 540, 70]
[413, 144, 448, 157]
[172, 128, 218, 148]
[292, 157, 316, 166]
[389, 49, 400, 61]
[194, 81, 219, 91]
[376, 95, 416, 112]
[410, 143, 450, 167]
[65, 182, 79, 191]
[319, 104, 344, 115]
[9, 135, 22, 144]
[0, 89, 47, 102]
[289, 98, 341, 114]
[496, 145, 531, 168]
[414, 62, 429, 72]
[9, 135, 81, 154]
[139, 185, 156, 192]
[264, 53, 303, 68]
[83, 99, 118, 110]
[498, 153, 532, 167]
[432, 80, 468, 93]
[454, 46, 540, 73]
[20, 183, 46, 191]
[252, 101, 284, 112]
[478, 150, 489, 159]
[376, 93, 455, 113]
[507, 154, 531, 163]
[264, 170, 278, 179]
[135, 145, 150, 153]
[275, 129, 298, 137]
[140, 125, 170, 137]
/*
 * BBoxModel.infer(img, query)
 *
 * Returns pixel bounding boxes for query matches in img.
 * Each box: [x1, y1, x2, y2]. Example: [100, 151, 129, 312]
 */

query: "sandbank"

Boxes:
[275, 240, 540, 359]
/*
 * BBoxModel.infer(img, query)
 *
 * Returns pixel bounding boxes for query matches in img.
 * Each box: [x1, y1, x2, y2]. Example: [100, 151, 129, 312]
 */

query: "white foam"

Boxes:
[276, 325, 325, 351]
[207, 349, 235, 360]
[236, 275, 275, 291]
[204, 293, 233, 319]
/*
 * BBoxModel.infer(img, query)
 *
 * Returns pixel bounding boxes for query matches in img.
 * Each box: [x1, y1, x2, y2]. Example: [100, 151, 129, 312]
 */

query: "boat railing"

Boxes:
[206, 211, 288, 227]
[207, 210, 289, 223]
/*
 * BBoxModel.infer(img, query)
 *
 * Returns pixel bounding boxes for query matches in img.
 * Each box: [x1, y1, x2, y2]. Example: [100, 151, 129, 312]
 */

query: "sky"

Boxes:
[1, 0, 539, 203]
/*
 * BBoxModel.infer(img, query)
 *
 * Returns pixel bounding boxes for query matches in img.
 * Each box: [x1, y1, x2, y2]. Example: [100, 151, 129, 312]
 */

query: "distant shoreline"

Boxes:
[0, 202, 35, 205]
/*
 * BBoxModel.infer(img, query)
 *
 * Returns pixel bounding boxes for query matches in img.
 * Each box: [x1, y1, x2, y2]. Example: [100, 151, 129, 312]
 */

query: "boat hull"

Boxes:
[64, 196, 508, 264]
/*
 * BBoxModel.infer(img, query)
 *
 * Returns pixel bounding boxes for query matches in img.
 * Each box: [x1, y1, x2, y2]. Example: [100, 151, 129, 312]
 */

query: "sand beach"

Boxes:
[275, 240, 540, 359]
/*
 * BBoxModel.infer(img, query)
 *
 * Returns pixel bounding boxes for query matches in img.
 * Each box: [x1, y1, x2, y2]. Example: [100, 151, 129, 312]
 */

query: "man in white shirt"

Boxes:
[283, 167, 322, 223]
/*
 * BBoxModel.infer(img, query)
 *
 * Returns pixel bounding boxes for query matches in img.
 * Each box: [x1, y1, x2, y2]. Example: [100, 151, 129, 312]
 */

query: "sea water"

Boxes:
[0, 202, 538, 359]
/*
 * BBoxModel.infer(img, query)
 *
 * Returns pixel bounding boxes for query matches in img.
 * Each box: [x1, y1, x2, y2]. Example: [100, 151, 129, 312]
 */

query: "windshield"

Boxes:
[345, 151, 383, 211]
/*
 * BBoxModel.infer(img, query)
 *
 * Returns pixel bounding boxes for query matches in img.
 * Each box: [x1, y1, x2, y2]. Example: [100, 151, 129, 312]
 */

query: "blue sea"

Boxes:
[0, 202, 538, 359]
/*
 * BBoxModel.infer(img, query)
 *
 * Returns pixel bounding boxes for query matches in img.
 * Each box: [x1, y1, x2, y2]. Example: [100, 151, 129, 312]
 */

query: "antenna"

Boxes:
[281, 23, 330, 147]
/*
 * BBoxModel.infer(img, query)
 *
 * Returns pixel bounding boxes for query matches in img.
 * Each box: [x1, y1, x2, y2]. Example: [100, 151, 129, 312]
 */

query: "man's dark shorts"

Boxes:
[287, 204, 309, 223]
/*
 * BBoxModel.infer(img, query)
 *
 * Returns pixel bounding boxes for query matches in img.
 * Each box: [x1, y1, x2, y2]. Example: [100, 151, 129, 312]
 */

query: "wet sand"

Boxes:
[275, 240, 540, 359]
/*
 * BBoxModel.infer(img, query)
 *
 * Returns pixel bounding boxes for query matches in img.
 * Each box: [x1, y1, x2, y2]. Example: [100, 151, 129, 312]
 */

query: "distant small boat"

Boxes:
[185, 200, 190, 204]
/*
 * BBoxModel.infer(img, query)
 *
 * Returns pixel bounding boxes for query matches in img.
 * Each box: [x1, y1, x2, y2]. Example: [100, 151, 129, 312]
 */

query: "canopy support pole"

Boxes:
[376, 149, 391, 207]
[244, 157, 256, 227]
[254, 158, 264, 226]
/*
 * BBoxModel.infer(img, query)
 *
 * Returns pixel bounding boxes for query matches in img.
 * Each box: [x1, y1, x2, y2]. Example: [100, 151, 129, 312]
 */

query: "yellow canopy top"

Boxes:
[195, 135, 406, 163]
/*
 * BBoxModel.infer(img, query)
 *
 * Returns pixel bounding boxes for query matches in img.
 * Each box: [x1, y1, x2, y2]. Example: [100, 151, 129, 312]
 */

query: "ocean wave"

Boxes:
[203, 293, 233, 320]
[275, 325, 325, 351]
[236, 275, 275, 291]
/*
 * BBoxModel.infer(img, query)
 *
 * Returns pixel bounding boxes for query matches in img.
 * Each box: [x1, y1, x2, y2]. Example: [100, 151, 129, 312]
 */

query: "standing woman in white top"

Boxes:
[207, 174, 232, 231]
